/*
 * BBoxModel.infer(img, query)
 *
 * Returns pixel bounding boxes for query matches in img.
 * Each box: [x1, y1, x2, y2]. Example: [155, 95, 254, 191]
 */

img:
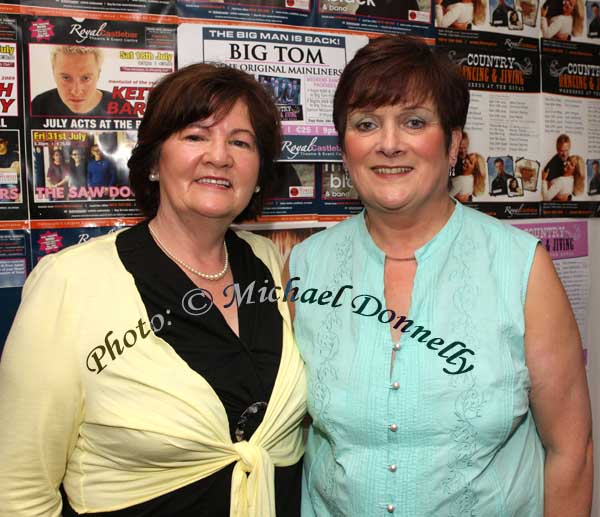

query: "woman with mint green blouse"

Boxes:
[286, 36, 592, 516]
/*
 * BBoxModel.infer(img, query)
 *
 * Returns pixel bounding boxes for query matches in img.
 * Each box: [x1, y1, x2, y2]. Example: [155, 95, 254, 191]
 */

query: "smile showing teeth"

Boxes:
[372, 167, 412, 174]
[196, 178, 231, 187]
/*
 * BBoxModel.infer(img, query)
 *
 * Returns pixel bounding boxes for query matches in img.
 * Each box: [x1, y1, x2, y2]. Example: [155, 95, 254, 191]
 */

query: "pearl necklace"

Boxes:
[148, 224, 229, 281]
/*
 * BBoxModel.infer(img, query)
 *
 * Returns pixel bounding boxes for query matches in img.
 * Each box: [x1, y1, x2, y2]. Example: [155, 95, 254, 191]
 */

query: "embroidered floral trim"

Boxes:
[442, 237, 484, 516]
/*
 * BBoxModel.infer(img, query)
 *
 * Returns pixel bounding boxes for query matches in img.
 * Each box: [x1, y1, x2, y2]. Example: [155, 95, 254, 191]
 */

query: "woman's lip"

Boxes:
[371, 166, 413, 174]
[194, 176, 232, 188]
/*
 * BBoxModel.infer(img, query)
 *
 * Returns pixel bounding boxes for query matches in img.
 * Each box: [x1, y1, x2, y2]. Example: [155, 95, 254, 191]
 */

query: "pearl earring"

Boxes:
[149, 170, 159, 182]
[254, 185, 261, 193]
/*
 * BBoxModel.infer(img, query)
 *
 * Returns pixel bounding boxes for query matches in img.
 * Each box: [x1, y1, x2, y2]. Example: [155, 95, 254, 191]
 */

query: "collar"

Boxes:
[356, 199, 464, 265]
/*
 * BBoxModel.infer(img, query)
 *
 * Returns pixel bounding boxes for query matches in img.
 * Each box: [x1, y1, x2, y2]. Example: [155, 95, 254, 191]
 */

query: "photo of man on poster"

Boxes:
[31, 46, 132, 117]
[0, 135, 20, 202]
[515, 157, 539, 191]
[516, 0, 538, 24]
[588, 2, 600, 36]
[490, 157, 515, 196]
[0, 136, 19, 177]
[68, 148, 87, 189]
[87, 144, 116, 189]
[491, 0, 512, 25]
[544, 134, 571, 182]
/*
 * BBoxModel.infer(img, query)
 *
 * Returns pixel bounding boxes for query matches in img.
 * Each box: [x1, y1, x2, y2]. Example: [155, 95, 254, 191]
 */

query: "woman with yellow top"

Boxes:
[0, 63, 306, 517]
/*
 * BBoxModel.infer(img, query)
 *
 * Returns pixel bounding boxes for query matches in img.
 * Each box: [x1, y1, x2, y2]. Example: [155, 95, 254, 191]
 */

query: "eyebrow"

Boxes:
[351, 104, 436, 115]
[187, 123, 256, 138]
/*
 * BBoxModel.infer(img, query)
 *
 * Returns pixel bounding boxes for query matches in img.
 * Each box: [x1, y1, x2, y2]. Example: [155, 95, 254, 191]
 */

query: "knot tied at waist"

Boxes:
[230, 441, 276, 516]
[233, 441, 270, 473]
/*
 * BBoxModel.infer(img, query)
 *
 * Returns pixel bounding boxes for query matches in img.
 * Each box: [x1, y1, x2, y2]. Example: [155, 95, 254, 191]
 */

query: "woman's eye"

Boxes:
[405, 118, 426, 130]
[355, 120, 377, 132]
[231, 139, 252, 149]
[184, 133, 205, 142]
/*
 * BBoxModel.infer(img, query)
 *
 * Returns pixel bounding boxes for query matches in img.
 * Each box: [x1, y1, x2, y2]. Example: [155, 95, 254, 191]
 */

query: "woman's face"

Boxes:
[462, 154, 476, 175]
[156, 99, 260, 223]
[519, 166, 534, 182]
[342, 99, 459, 216]
[564, 157, 575, 175]
[52, 151, 62, 164]
[562, 0, 574, 15]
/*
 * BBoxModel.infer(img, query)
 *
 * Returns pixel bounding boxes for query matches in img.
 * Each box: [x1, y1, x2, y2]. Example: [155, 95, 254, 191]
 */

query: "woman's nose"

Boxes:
[203, 138, 233, 167]
[378, 126, 405, 156]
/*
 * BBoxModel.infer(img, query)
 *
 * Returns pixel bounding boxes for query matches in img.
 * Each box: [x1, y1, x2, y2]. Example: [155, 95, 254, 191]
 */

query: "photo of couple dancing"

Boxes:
[541, 0, 585, 39]
[542, 133, 585, 201]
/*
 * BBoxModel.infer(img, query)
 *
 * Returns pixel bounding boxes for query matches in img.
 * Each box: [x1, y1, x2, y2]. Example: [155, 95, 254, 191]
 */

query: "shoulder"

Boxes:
[294, 215, 357, 254]
[99, 89, 121, 106]
[31, 89, 60, 110]
[289, 215, 358, 274]
[30, 232, 123, 291]
[32, 89, 58, 102]
[459, 206, 539, 301]
[461, 205, 538, 249]
[100, 90, 113, 102]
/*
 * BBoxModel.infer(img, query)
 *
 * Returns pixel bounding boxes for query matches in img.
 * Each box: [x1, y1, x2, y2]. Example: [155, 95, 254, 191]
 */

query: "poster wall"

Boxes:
[0, 14, 26, 221]
[23, 15, 176, 220]
[438, 30, 542, 219]
[0, 1, 596, 359]
[541, 39, 600, 217]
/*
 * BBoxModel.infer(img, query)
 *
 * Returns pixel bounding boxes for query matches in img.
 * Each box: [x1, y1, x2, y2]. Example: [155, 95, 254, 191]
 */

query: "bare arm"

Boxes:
[436, 3, 463, 27]
[542, 178, 562, 201]
[541, 15, 565, 39]
[525, 246, 593, 516]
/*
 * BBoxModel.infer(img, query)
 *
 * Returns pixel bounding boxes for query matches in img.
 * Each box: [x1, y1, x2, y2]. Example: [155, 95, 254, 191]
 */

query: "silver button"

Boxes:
[389, 464, 397, 472]
[387, 504, 395, 513]
[391, 381, 400, 390]
[392, 343, 401, 351]
[389, 423, 398, 432]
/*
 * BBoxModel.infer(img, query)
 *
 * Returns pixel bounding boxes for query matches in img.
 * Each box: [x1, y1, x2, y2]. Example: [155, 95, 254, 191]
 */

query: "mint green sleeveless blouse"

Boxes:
[290, 203, 544, 517]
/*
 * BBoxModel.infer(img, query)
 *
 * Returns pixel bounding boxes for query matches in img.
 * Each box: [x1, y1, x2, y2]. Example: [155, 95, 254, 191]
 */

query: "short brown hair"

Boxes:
[556, 134, 571, 147]
[128, 63, 281, 221]
[333, 36, 469, 152]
